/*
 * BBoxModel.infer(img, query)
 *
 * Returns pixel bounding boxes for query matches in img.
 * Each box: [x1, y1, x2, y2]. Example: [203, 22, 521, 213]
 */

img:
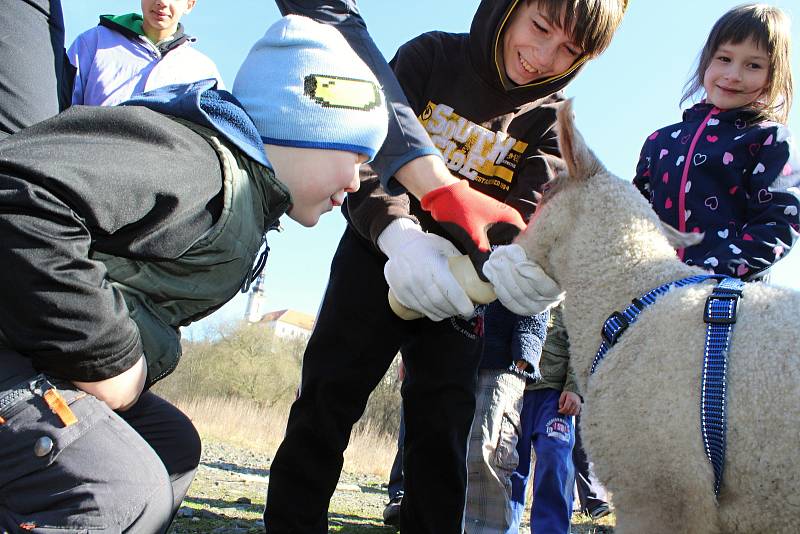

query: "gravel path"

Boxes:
[169, 441, 614, 533]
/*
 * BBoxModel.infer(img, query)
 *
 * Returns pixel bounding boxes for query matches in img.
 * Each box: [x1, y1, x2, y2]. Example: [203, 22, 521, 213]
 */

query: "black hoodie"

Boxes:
[347, 0, 587, 246]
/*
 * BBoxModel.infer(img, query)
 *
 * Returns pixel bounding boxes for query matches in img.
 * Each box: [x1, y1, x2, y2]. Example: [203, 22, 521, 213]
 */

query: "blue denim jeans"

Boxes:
[508, 388, 575, 534]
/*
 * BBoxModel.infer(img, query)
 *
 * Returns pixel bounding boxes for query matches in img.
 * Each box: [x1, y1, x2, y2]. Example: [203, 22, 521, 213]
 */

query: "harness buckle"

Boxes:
[703, 294, 739, 325]
[601, 311, 629, 346]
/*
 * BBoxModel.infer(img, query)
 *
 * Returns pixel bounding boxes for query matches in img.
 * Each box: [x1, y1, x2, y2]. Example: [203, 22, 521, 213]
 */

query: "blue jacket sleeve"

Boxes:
[274, 0, 441, 194]
[704, 125, 800, 279]
[633, 136, 655, 201]
[511, 310, 549, 373]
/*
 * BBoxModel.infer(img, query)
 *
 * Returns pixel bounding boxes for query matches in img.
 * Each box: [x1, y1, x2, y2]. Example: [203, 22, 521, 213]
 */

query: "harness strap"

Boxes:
[591, 273, 743, 497]
[591, 274, 724, 375]
[702, 276, 744, 496]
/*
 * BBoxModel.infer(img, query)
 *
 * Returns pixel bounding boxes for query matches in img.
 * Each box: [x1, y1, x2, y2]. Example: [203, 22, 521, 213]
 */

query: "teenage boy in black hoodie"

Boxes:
[265, 1, 627, 533]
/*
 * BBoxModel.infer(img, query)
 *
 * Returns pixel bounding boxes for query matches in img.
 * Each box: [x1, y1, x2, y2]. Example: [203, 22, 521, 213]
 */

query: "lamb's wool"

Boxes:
[514, 101, 800, 534]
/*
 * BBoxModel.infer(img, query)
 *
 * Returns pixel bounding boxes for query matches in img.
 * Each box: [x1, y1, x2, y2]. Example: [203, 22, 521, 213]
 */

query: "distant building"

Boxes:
[245, 273, 314, 339]
[245, 273, 268, 323]
[256, 309, 315, 340]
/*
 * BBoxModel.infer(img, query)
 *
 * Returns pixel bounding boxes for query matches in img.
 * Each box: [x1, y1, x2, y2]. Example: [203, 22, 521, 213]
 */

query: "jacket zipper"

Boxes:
[677, 107, 720, 259]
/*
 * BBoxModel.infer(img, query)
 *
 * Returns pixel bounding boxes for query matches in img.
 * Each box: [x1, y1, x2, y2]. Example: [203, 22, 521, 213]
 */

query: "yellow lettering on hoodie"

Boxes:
[419, 101, 527, 192]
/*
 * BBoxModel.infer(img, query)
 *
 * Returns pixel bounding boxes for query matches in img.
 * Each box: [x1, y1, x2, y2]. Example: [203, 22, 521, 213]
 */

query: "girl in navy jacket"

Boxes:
[634, 4, 799, 280]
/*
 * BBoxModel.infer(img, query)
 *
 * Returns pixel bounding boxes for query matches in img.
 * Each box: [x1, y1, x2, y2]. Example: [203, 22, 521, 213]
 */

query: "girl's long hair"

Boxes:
[681, 3, 793, 123]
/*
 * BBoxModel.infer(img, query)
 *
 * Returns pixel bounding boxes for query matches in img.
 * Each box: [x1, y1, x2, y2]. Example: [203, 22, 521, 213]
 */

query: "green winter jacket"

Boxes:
[93, 119, 290, 385]
[526, 305, 579, 395]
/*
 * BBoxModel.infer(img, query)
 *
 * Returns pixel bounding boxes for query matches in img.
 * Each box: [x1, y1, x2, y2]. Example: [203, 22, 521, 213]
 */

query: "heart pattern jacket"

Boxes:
[633, 102, 800, 279]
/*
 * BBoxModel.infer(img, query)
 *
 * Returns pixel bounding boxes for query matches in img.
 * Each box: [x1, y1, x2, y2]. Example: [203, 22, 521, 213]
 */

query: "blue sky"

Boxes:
[62, 1, 799, 330]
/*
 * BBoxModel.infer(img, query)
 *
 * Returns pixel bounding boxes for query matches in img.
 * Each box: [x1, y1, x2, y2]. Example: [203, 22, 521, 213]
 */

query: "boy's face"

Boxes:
[502, 1, 583, 85]
[703, 38, 769, 111]
[270, 147, 365, 227]
[141, 0, 196, 37]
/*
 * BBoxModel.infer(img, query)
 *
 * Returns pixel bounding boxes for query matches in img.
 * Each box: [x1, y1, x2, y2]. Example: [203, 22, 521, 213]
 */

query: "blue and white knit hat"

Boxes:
[233, 15, 387, 161]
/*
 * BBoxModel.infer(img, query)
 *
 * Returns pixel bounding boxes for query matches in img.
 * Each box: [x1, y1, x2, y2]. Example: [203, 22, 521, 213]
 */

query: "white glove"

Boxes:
[378, 219, 474, 321]
[482, 244, 565, 315]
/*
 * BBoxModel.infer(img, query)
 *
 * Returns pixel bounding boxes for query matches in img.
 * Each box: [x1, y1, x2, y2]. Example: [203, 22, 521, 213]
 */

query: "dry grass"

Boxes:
[343, 422, 397, 478]
[173, 395, 397, 478]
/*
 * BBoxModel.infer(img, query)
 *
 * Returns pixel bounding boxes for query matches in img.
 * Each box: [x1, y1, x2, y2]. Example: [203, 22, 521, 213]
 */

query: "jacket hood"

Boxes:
[469, 0, 587, 102]
[99, 13, 190, 54]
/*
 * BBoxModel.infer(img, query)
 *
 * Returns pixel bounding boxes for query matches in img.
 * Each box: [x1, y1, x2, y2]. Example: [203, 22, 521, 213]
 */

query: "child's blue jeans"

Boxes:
[508, 388, 575, 534]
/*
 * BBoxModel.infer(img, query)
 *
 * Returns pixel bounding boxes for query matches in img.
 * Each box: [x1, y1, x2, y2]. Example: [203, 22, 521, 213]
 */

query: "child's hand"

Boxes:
[420, 181, 526, 272]
[558, 390, 581, 416]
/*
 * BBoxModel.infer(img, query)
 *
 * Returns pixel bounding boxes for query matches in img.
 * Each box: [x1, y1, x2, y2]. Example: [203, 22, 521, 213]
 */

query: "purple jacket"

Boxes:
[68, 14, 224, 107]
[634, 103, 800, 279]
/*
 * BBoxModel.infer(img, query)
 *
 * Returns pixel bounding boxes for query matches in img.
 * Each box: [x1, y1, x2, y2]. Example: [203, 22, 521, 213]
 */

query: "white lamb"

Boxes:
[513, 101, 800, 533]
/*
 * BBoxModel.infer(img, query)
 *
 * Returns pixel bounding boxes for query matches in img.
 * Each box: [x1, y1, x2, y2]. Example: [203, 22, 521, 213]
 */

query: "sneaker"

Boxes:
[383, 496, 402, 527]
[589, 503, 611, 520]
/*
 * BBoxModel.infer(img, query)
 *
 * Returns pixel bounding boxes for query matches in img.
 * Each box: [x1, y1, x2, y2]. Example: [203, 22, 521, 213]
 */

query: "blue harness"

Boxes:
[590, 274, 744, 496]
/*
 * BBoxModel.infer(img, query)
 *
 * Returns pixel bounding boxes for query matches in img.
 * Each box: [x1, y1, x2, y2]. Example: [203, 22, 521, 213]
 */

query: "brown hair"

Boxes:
[525, 0, 627, 58]
[681, 3, 793, 123]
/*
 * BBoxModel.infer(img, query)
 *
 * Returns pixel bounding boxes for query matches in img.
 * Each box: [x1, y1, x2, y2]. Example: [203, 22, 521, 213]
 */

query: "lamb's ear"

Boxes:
[660, 221, 704, 248]
[556, 99, 605, 183]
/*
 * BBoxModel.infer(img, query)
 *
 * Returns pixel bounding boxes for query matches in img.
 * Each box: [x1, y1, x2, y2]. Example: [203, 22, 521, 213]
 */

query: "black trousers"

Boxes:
[265, 226, 483, 534]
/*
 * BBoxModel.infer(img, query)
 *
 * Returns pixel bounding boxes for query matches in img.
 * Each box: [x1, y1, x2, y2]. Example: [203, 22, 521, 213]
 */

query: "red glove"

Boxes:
[421, 181, 526, 276]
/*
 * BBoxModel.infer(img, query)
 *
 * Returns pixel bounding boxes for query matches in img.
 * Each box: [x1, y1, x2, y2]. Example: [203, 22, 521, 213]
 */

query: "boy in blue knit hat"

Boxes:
[233, 14, 387, 225]
[0, 11, 385, 533]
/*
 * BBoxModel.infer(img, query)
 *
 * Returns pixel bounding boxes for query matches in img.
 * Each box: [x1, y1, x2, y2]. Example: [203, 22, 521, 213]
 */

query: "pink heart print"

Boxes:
[705, 196, 719, 210]
[728, 186, 738, 194]
[783, 164, 793, 176]
[662, 172, 669, 184]
[722, 152, 734, 165]
[648, 131, 659, 141]
[665, 197, 673, 209]
[743, 234, 753, 241]
[681, 134, 691, 145]
[736, 264, 749, 276]
[764, 134, 773, 146]
[706, 135, 718, 143]
[748, 143, 760, 156]
[757, 189, 773, 203]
